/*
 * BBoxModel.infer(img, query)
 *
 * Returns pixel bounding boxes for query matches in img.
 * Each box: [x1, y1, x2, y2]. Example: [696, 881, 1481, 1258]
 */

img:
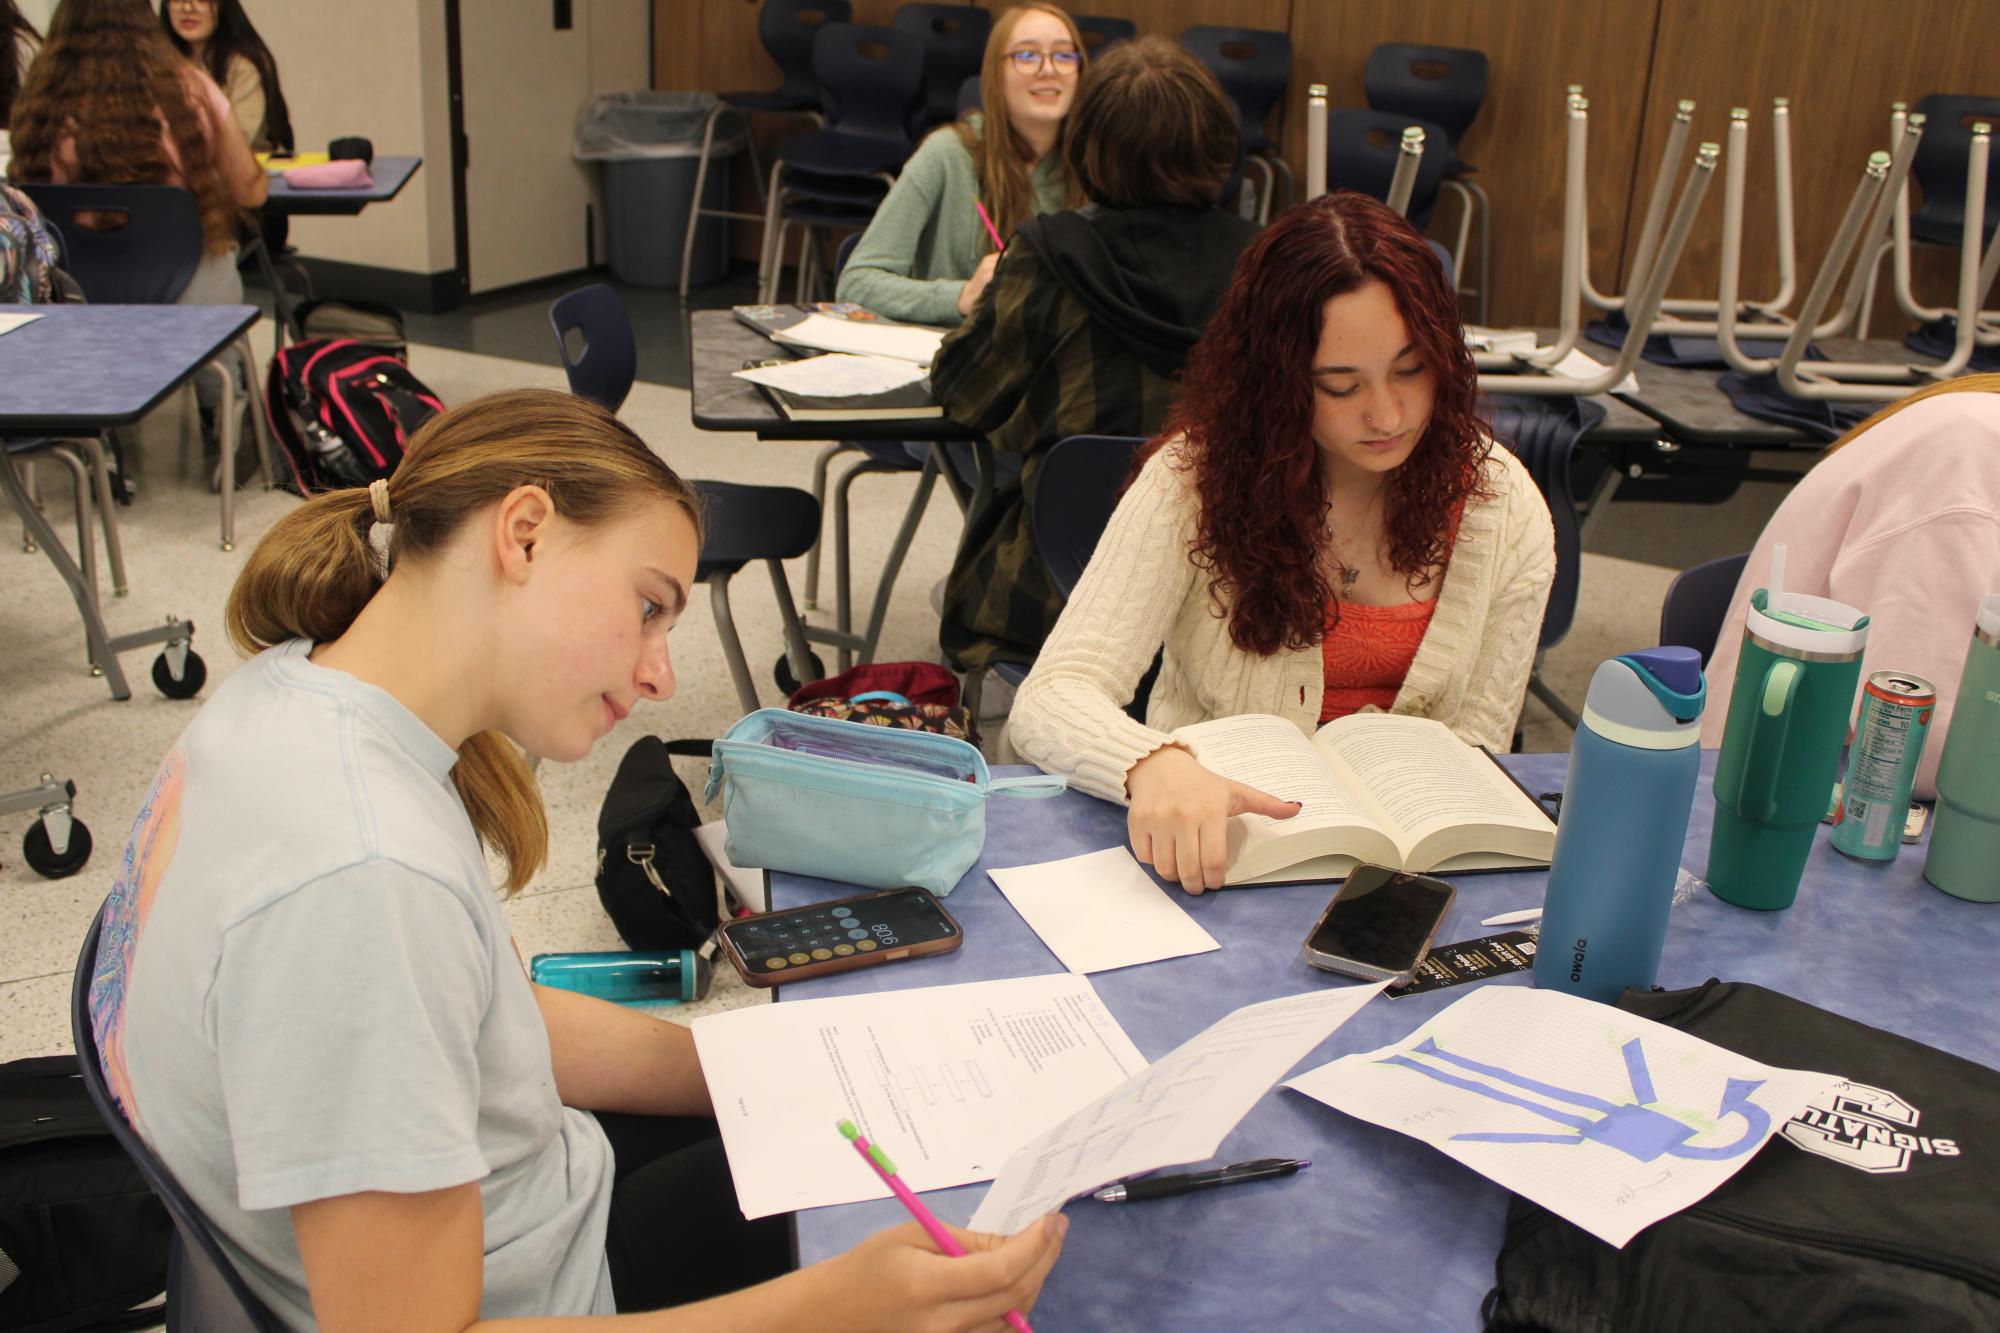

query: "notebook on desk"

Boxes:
[735, 355, 943, 423]
[732, 305, 949, 366]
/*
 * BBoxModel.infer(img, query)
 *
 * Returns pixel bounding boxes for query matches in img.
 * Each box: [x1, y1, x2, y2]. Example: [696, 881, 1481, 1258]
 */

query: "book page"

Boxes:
[1175, 714, 1373, 831]
[1315, 716, 1550, 846]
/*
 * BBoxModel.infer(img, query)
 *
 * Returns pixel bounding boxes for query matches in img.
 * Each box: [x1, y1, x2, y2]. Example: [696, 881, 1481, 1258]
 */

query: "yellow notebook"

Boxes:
[257, 151, 331, 170]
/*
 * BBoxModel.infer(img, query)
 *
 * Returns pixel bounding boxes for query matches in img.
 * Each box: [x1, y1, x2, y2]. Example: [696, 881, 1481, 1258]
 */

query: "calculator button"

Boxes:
[811, 948, 833, 961]
[834, 944, 855, 955]
[847, 928, 869, 940]
[831, 907, 854, 918]
[788, 952, 810, 965]
[856, 939, 878, 952]
[765, 957, 788, 970]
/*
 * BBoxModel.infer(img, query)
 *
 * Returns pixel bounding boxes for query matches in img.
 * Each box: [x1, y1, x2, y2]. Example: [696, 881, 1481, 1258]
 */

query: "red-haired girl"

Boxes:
[1008, 191, 1556, 894]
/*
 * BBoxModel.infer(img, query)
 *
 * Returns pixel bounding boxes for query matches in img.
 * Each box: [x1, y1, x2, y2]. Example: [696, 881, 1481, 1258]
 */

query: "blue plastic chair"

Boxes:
[892, 4, 992, 131]
[1074, 14, 1137, 54]
[1660, 552, 1751, 667]
[1181, 25, 1293, 220]
[72, 904, 282, 1332]
[1908, 94, 2000, 247]
[1364, 43, 1492, 320]
[760, 22, 928, 301]
[1490, 397, 1604, 729]
[548, 285, 823, 710]
[1323, 108, 1452, 232]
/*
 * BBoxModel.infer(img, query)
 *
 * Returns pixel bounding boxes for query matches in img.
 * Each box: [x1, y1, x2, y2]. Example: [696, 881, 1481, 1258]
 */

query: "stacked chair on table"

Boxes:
[1182, 25, 1294, 222]
[894, 4, 992, 133]
[1365, 44, 1493, 322]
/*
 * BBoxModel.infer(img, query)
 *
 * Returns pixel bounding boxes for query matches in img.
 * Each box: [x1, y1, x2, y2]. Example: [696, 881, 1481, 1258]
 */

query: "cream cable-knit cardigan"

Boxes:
[1009, 439, 1557, 803]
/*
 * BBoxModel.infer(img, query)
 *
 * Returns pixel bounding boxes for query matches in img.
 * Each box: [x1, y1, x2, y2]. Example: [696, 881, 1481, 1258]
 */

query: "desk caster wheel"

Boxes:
[152, 647, 207, 699]
[24, 816, 91, 879]
[773, 651, 827, 697]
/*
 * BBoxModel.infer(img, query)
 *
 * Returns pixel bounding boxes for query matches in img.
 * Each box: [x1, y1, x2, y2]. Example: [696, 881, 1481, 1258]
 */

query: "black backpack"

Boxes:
[263, 337, 443, 495]
[1484, 980, 2000, 1332]
[0, 1057, 170, 1332]
[594, 737, 729, 953]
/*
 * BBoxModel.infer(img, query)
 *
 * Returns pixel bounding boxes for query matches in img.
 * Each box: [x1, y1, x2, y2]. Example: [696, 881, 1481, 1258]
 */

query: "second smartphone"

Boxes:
[1301, 865, 1457, 986]
[718, 886, 962, 987]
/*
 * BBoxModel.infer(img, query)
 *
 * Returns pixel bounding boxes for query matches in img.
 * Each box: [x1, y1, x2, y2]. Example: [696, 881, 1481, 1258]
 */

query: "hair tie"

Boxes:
[368, 478, 392, 525]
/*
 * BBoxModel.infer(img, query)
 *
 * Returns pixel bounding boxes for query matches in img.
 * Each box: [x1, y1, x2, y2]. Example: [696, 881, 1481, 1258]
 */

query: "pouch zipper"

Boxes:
[1695, 1205, 2000, 1292]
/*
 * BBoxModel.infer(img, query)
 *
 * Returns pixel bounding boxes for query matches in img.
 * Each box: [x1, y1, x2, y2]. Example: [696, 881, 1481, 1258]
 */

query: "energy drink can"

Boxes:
[1833, 672, 1935, 861]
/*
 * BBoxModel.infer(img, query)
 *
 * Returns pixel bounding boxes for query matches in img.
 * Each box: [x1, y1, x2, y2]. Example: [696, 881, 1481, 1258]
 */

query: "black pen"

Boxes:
[1091, 1158, 1310, 1203]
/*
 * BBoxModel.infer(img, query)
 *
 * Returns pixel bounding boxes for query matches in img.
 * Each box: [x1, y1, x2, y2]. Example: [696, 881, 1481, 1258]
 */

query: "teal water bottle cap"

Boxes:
[1747, 588, 1869, 659]
[1583, 647, 1705, 749]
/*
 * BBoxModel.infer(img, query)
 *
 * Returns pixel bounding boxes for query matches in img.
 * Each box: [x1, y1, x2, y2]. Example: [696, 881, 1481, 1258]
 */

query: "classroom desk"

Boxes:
[769, 751, 1995, 1329]
[253, 155, 423, 345]
[0, 303, 257, 699]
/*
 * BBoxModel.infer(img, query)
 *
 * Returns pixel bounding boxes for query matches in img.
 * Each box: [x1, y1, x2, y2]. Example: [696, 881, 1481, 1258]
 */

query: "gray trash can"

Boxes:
[574, 92, 747, 289]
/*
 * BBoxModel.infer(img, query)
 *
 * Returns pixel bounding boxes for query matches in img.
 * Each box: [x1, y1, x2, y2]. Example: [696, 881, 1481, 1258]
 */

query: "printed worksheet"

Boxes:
[1285, 986, 1843, 1247]
[969, 984, 1386, 1234]
[694, 974, 1147, 1219]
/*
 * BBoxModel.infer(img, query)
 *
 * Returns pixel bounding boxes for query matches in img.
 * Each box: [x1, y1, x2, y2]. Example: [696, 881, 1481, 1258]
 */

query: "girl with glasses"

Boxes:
[835, 3, 1086, 325]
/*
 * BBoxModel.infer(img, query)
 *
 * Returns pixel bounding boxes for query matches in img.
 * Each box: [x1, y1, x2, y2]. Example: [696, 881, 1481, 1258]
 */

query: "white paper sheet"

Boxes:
[0, 312, 43, 337]
[987, 847, 1220, 975]
[1284, 986, 1842, 1248]
[1553, 346, 1640, 393]
[732, 352, 929, 396]
[694, 974, 1147, 1219]
[694, 820, 766, 914]
[968, 984, 1386, 1233]
[771, 312, 947, 366]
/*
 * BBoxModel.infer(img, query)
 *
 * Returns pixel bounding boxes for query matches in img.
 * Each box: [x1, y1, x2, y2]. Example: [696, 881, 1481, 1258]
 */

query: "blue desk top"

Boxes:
[0, 304, 258, 432]
[264, 154, 421, 216]
[771, 751, 1997, 1329]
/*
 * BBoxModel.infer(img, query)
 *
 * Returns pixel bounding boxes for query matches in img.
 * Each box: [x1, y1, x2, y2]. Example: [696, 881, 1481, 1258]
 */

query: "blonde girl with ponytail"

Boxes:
[87, 388, 1066, 1328]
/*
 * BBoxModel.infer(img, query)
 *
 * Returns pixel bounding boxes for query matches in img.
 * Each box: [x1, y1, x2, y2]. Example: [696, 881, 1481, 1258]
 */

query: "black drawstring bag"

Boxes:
[594, 737, 726, 954]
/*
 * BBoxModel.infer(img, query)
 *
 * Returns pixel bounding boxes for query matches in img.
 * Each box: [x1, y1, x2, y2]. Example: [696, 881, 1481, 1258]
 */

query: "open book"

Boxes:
[1170, 713, 1556, 886]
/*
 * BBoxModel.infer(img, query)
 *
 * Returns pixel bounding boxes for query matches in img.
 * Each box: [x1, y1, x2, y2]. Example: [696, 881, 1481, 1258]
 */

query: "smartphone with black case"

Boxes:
[718, 886, 962, 987]
[1301, 865, 1457, 985]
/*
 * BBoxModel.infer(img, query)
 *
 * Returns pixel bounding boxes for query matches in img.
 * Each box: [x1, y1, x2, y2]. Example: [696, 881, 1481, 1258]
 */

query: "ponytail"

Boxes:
[223, 389, 701, 895]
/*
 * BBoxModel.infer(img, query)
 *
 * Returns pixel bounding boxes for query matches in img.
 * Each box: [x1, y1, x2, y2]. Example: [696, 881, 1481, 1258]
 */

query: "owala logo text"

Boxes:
[1782, 1081, 1960, 1174]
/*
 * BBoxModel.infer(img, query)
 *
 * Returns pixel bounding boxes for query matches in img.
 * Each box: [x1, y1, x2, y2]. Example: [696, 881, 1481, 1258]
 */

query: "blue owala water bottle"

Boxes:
[1534, 647, 1706, 1003]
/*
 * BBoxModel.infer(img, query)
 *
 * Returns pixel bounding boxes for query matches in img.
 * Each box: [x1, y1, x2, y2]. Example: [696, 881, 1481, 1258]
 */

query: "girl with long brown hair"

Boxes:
[1008, 192, 1558, 893]
[85, 388, 1065, 1327]
[7, 0, 265, 302]
[835, 3, 1085, 324]
[0, 0, 40, 153]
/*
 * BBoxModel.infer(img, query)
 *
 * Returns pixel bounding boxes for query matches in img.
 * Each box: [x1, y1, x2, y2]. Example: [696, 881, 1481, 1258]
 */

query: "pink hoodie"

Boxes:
[1701, 391, 2000, 799]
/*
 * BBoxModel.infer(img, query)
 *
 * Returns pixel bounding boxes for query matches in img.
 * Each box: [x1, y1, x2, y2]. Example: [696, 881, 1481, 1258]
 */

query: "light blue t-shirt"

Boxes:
[88, 639, 615, 1327]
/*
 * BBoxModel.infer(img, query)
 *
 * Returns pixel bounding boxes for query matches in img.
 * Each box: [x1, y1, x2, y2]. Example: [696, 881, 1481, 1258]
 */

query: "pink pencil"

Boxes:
[975, 200, 1006, 252]
[837, 1119, 1035, 1333]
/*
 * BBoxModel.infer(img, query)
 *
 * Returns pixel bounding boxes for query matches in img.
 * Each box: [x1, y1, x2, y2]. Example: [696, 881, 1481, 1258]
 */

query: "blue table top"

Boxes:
[264, 154, 421, 215]
[0, 304, 258, 432]
[770, 751, 1997, 1330]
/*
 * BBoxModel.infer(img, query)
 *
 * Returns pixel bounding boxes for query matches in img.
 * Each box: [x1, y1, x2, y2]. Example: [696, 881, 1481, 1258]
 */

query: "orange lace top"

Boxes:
[1319, 597, 1440, 724]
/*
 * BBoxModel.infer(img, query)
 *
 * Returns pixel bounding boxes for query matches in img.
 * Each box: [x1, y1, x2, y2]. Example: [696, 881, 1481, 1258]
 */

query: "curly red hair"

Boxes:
[1136, 191, 1491, 657]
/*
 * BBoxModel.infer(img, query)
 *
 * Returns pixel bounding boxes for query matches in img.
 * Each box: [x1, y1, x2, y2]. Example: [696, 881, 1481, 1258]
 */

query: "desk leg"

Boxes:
[0, 442, 131, 699]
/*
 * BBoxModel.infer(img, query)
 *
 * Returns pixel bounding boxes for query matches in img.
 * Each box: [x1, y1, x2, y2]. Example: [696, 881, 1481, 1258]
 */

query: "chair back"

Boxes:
[548, 283, 637, 415]
[1489, 398, 1593, 652]
[1180, 26, 1292, 152]
[71, 905, 282, 1332]
[1031, 434, 1144, 599]
[1659, 552, 1750, 666]
[814, 22, 927, 143]
[1908, 94, 2000, 236]
[1074, 14, 1136, 54]
[15, 183, 203, 305]
[1323, 108, 1450, 226]
[892, 4, 992, 130]
[1363, 43, 1489, 153]
[758, 0, 854, 102]
[957, 73, 983, 118]
[834, 230, 861, 279]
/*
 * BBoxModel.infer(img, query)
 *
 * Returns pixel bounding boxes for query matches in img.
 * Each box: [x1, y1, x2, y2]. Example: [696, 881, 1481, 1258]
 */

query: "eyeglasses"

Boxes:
[1005, 47, 1081, 75]
[169, 0, 215, 10]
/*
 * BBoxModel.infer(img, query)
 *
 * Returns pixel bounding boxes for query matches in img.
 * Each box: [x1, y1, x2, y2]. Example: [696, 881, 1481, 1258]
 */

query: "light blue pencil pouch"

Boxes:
[705, 709, 1066, 896]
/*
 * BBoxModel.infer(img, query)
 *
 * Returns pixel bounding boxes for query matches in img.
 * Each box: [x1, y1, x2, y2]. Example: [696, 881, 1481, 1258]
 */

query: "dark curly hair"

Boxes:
[158, 0, 292, 153]
[7, 0, 241, 253]
[1137, 190, 1491, 657]
[1, 0, 38, 130]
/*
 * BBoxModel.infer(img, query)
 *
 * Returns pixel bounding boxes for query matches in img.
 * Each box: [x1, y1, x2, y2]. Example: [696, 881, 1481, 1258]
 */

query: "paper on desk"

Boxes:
[968, 983, 1386, 1233]
[733, 352, 929, 396]
[772, 312, 947, 366]
[0, 312, 43, 337]
[987, 847, 1220, 975]
[1553, 347, 1639, 393]
[694, 820, 765, 914]
[1464, 325, 1541, 355]
[694, 973, 1147, 1219]
[1284, 986, 1842, 1248]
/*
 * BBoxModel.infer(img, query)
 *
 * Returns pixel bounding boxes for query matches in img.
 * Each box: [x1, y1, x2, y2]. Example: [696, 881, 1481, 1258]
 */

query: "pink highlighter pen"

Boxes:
[975, 200, 1006, 252]
[837, 1119, 1036, 1333]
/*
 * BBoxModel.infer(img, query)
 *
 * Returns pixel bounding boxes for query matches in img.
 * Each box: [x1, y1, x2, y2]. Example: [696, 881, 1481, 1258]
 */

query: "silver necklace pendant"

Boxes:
[1338, 562, 1361, 589]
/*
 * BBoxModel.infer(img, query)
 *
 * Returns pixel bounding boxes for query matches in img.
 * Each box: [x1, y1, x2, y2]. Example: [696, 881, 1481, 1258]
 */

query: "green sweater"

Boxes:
[834, 115, 1069, 326]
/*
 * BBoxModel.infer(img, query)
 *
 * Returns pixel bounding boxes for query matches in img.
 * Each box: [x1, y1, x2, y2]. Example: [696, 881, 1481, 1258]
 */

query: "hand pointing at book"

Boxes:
[1125, 744, 1302, 894]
